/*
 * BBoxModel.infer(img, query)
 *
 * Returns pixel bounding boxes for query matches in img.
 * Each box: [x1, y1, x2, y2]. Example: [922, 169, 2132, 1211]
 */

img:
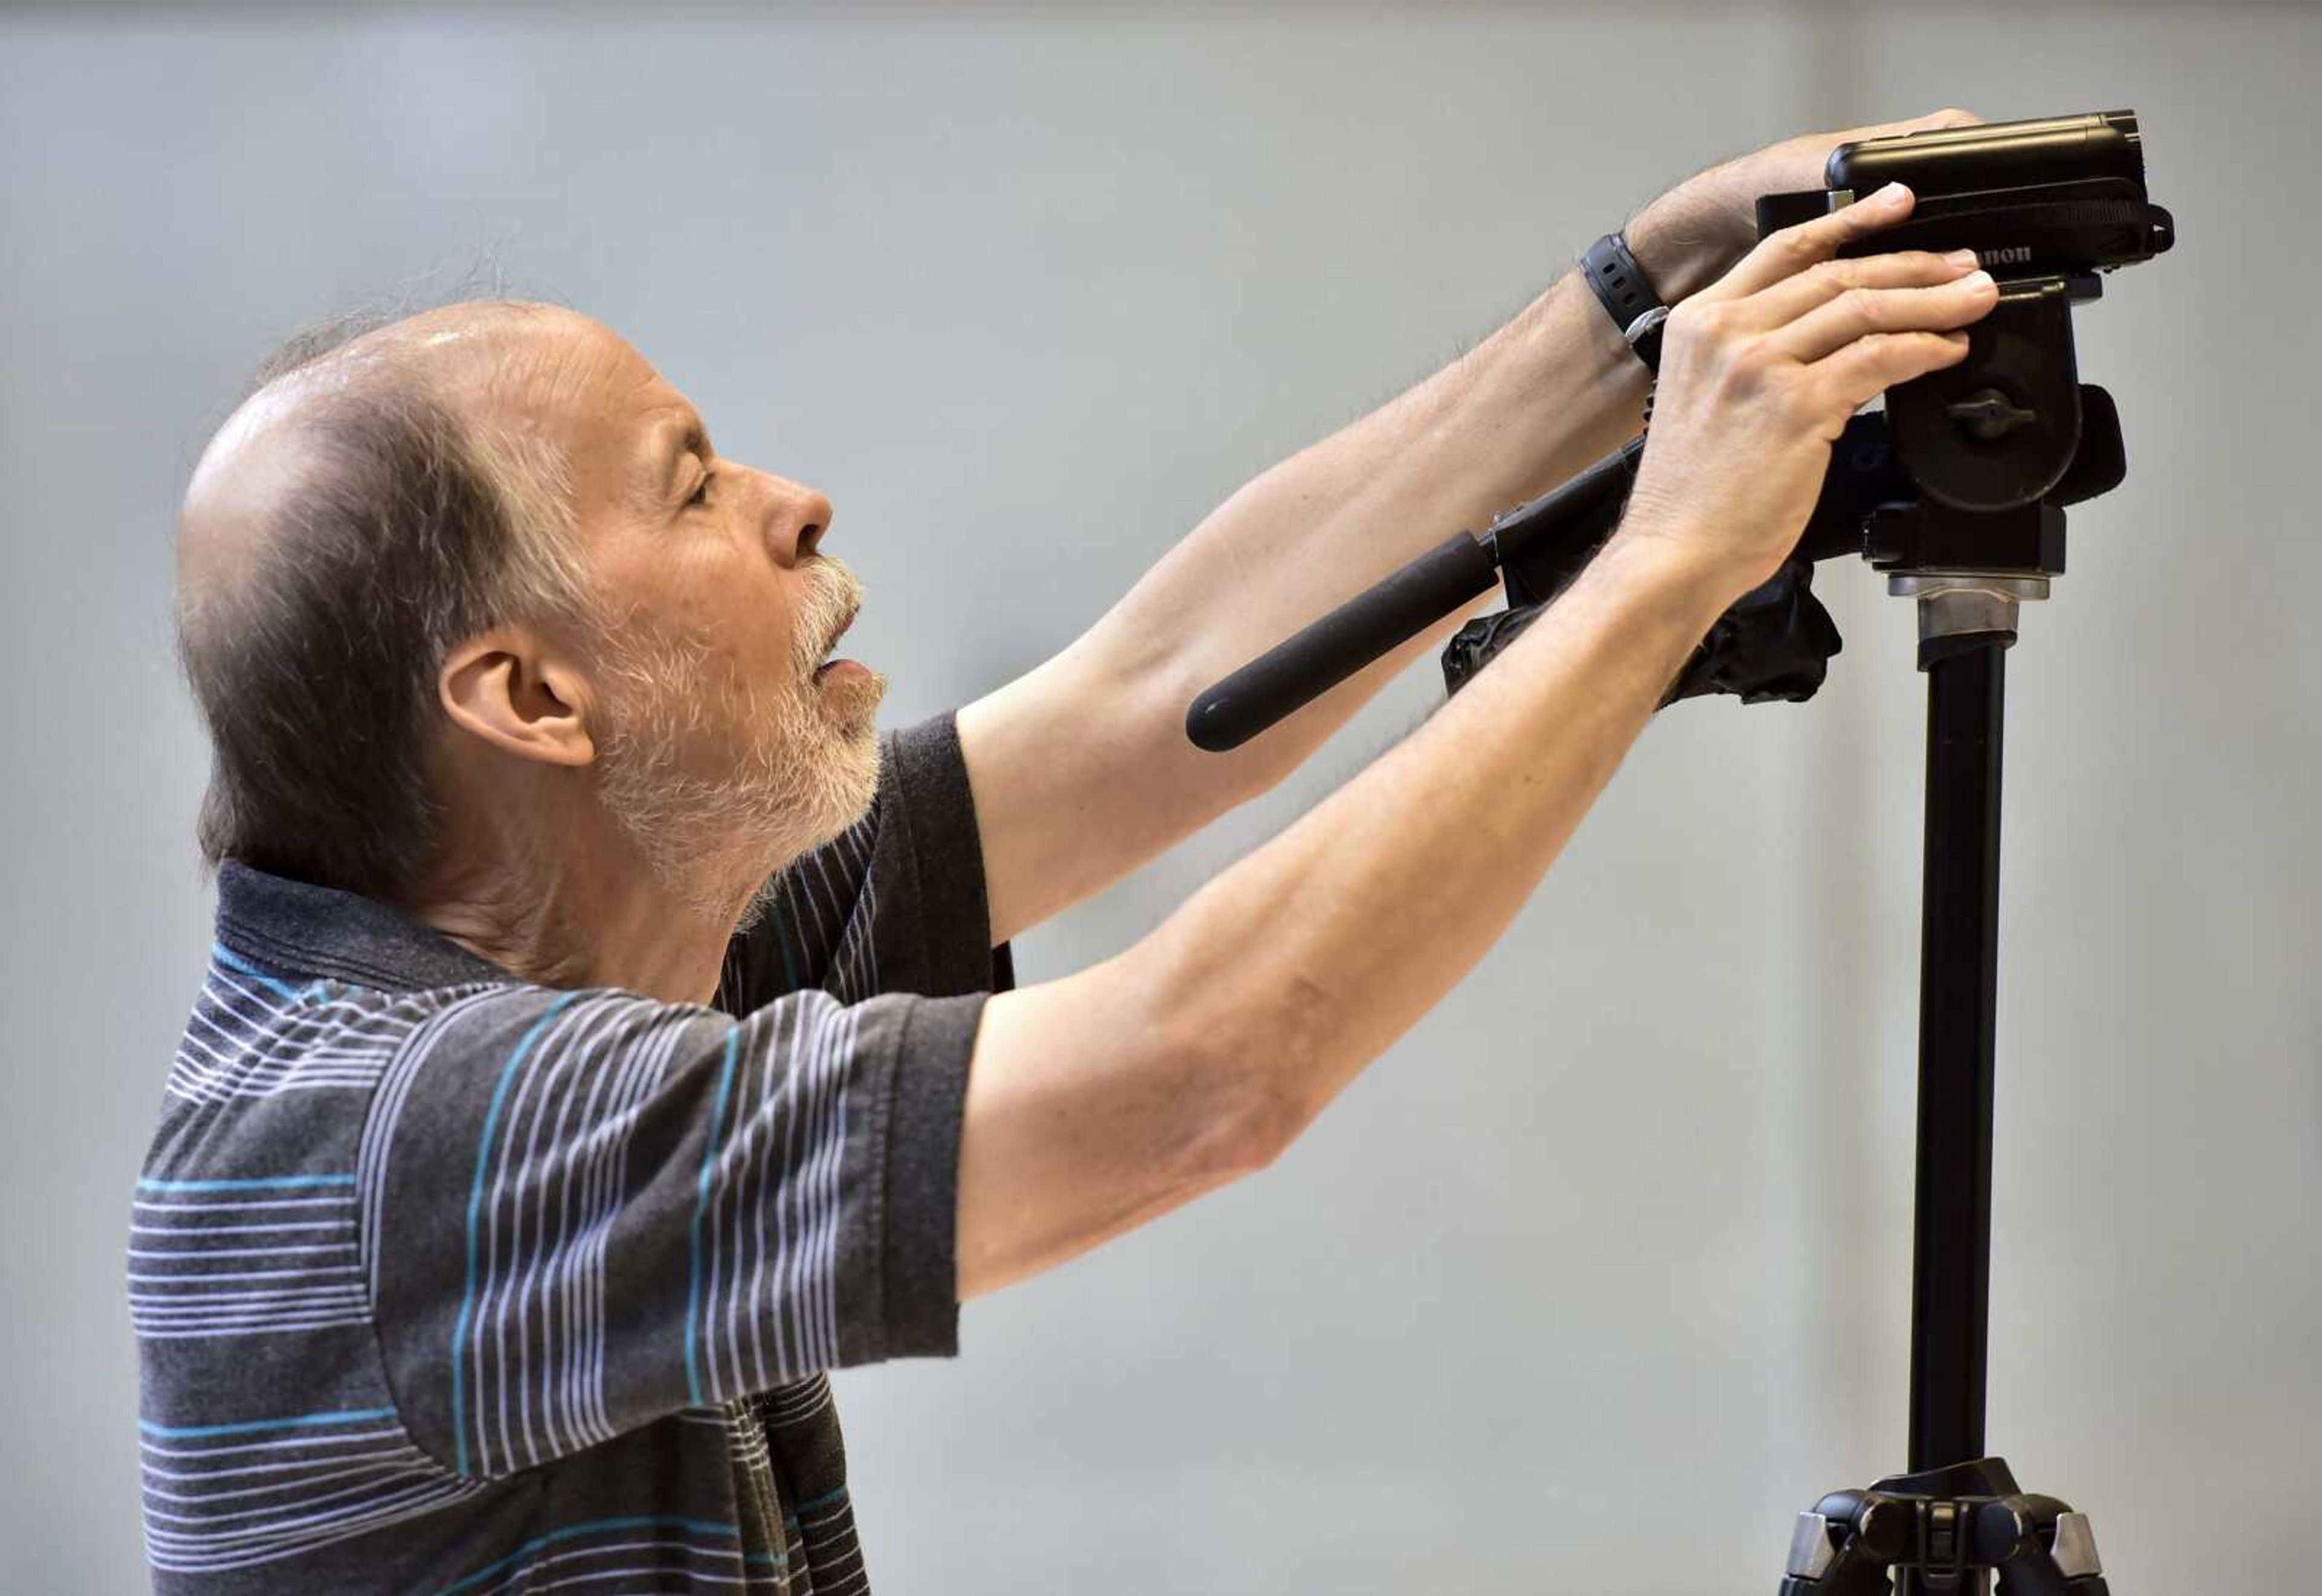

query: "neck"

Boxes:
[403, 805, 751, 1008]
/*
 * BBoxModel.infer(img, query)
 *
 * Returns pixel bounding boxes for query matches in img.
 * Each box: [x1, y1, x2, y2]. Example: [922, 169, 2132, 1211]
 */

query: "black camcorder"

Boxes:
[1185, 111, 2176, 753]
[1775, 108, 2171, 279]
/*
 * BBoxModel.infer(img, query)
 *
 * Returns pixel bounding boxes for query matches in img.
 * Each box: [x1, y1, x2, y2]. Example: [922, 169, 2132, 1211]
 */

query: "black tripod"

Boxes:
[1182, 284, 2141, 1594]
[1775, 273, 2124, 1596]
[1183, 113, 2174, 1594]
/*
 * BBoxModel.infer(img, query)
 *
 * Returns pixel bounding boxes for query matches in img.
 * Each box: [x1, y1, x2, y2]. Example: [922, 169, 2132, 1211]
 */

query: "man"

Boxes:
[140, 112, 1994, 1593]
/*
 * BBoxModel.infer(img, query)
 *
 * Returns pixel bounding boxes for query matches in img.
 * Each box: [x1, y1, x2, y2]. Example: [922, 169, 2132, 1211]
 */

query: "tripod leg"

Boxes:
[1780, 1510, 1899, 1596]
[1991, 1504, 2109, 1596]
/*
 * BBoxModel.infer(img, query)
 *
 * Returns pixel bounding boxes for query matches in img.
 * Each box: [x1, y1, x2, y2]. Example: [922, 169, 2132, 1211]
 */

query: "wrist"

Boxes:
[1622, 192, 1727, 305]
[1597, 511, 1752, 621]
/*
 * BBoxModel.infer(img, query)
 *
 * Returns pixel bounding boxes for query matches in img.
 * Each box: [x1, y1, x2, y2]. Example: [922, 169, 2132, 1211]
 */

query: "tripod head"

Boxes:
[1182, 111, 2174, 751]
[1761, 110, 2174, 666]
[1775, 109, 2172, 528]
[1452, 112, 2180, 696]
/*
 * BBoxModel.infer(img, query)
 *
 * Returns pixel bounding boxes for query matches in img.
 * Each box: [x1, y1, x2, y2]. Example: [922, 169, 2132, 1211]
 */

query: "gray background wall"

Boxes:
[4, 4, 2315, 1591]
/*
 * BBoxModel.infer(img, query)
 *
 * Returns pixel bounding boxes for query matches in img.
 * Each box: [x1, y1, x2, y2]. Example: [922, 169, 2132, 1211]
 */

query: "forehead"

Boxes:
[423, 309, 704, 513]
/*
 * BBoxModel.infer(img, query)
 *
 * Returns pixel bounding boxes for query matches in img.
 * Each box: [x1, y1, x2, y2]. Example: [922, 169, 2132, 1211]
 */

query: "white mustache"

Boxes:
[793, 556, 865, 673]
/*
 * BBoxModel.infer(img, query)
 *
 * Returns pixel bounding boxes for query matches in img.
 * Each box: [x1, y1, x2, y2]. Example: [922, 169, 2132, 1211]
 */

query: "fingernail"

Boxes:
[1945, 248, 1980, 270]
[1962, 269, 1994, 291]
[1874, 181, 1911, 206]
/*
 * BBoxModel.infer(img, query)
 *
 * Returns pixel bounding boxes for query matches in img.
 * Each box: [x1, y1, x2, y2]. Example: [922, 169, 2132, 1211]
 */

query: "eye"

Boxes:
[686, 466, 713, 508]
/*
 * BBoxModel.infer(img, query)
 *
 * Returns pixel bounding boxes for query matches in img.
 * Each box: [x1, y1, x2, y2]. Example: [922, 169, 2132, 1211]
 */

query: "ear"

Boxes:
[439, 626, 597, 768]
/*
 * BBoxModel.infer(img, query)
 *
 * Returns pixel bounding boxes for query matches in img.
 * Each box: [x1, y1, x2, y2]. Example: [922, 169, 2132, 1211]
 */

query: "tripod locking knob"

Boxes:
[1945, 388, 2041, 442]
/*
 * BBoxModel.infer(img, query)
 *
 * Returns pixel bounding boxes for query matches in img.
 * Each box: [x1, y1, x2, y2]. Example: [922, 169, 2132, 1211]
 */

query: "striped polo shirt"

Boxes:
[131, 715, 1006, 1595]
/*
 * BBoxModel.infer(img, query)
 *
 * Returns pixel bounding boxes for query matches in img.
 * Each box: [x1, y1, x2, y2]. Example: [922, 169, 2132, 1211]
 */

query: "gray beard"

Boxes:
[589, 568, 884, 928]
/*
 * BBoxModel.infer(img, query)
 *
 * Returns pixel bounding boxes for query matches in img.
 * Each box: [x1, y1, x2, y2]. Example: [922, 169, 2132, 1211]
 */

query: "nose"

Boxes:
[758, 473, 834, 567]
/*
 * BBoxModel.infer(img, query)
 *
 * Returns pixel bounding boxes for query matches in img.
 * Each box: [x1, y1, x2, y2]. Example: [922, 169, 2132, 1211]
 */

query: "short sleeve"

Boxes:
[360, 979, 983, 1479]
[717, 712, 1014, 1014]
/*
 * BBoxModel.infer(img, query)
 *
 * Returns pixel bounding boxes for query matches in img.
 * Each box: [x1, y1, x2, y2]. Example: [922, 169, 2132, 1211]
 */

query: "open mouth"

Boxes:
[811, 601, 861, 678]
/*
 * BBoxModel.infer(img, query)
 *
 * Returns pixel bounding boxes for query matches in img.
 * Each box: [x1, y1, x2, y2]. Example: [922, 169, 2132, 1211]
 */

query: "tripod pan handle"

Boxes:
[1185, 531, 1500, 751]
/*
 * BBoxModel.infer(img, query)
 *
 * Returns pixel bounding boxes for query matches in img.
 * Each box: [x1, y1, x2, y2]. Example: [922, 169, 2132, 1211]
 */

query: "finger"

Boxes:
[1774, 270, 1997, 363]
[1856, 106, 1984, 139]
[1696, 180, 1919, 302]
[1805, 328, 1974, 415]
[1735, 248, 1982, 329]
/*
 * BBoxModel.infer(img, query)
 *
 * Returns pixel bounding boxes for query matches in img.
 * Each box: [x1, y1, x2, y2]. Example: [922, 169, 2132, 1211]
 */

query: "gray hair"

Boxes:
[177, 303, 587, 898]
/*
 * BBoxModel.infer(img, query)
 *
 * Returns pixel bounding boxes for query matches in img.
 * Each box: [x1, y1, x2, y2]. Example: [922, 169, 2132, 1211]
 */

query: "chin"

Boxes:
[793, 716, 883, 848]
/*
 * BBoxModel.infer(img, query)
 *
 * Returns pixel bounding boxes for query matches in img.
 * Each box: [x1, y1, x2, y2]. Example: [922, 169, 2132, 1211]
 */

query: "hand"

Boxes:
[1627, 108, 1983, 300]
[1614, 181, 1998, 600]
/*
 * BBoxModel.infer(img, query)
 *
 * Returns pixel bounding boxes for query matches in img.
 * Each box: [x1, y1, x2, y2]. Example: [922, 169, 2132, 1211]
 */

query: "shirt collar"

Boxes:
[213, 860, 513, 993]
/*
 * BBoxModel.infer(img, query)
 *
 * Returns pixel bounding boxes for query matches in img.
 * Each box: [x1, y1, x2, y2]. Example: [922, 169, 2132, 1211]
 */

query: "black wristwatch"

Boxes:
[1579, 231, 1671, 375]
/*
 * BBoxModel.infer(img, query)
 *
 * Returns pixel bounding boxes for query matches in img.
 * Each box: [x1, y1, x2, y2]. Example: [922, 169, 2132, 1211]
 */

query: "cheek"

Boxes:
[596, 537, 716, 640]
[753, 594, 811, 681]
[672, 562, 802, 678]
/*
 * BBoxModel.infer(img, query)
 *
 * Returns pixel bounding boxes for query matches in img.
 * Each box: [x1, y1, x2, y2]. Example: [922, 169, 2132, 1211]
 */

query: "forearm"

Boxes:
[1139, 531, 1728, 1127]
[957, 528, 1731, 1296]
[954, 124, 1989, 1296]
[962, 265, 1652, 939]
[1094, 203, 1729, 768]
[1139, 265, 1650, 701]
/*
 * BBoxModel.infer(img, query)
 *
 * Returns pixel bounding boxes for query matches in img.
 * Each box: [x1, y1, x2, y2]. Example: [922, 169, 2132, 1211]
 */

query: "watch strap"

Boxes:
[1581, 231, 1670, 374]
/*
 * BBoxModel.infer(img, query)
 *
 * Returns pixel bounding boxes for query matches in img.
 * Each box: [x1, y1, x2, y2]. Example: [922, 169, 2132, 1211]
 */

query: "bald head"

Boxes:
[180, 302, 591, 614]
[176, 299, 601, 895]
[177, 295, 870, 923]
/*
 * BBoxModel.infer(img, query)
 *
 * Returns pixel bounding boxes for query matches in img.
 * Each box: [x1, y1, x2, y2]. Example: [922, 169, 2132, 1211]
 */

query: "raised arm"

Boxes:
[957, 109, 1975, 946]
[954, 187, 1998, 1296]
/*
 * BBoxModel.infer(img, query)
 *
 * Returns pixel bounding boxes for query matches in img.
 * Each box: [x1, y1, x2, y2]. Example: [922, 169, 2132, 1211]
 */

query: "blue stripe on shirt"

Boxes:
[212, 941, 303, 1001]
[138, 1406, 396, 1439]
[138, 1174, 357, 1192]
[434, 1514, 772, 1595]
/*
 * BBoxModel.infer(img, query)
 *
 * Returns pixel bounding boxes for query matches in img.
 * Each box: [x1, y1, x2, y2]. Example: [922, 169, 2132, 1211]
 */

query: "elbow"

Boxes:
[1191, 1068, 1306, 1184]
[1167, 976, 1338, 1184]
